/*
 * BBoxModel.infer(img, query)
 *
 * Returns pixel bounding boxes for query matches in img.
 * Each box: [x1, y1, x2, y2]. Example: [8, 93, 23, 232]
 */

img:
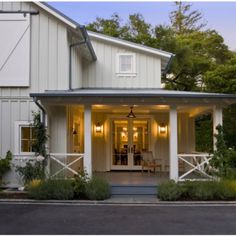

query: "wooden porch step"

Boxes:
[111, 184, 157, 196]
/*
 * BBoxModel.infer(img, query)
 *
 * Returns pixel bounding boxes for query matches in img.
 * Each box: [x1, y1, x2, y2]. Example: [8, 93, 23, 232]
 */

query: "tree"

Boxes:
[87, 14, 125, 38]
[170, 2, 206, 34]
[123, 13, 154, 46]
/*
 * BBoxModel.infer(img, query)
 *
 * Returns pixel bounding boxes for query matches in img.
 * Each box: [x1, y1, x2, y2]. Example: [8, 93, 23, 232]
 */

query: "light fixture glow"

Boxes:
[159, 123, 167, 134]
[95, 122, 102, 133]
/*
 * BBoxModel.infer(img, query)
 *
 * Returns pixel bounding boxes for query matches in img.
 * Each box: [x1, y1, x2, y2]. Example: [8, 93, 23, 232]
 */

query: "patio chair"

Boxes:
[141, 151, 161, 175]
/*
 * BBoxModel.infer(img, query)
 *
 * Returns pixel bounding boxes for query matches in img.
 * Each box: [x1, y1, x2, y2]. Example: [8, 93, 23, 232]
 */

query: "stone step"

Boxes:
[111, 184, 157, 196]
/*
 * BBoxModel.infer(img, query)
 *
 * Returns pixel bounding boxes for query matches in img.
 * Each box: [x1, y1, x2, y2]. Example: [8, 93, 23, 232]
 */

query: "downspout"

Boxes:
[69, 40, 86, 90]
[33, 97, 46, 125]
[69, 25, 97, 90]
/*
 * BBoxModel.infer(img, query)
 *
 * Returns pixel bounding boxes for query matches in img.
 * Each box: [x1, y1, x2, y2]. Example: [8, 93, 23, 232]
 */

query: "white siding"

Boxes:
[49, 106, 67, 153]
[0, 2, 81, 158]
[83, 38, 162, 89]
[0, 2, 70, 96]
[0, 98, 37, 156]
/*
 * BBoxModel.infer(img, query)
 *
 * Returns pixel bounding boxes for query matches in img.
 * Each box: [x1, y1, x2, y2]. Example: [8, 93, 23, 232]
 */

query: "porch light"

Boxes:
[127, 106, 136, 118]
[95, 122, 102, 133]
[72, 128, 77, 135]
[159, 123, 167, 134]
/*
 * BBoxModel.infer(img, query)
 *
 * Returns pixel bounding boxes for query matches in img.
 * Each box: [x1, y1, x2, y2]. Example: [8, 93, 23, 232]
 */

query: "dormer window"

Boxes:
[116, 53, 136, 76]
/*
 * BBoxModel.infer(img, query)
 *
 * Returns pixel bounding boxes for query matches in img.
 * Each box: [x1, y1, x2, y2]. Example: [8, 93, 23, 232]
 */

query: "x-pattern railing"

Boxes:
[49, 153, 84, 178]
[178, 153, 213, 181]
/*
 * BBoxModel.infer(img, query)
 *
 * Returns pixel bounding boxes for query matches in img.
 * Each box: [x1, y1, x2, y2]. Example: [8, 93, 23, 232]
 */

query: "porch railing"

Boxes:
[178, 153, 214, 181]
[48, 153, 84, 179]
[11, 153, 84, 180]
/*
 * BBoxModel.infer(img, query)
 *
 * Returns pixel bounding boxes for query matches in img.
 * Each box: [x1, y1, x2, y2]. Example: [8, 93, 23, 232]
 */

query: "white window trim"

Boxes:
[14, 121, 34, 155]
[116, 53, 137, 77]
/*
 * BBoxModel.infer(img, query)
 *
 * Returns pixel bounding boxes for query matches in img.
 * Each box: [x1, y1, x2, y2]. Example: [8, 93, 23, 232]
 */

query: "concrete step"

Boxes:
[111, 184, 157, 196]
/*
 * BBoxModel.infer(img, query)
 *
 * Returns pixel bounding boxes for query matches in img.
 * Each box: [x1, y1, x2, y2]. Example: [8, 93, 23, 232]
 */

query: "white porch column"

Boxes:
[213, 105, 223, 151]
[84, 104, 92, 176]
[169, 106, 178, 181]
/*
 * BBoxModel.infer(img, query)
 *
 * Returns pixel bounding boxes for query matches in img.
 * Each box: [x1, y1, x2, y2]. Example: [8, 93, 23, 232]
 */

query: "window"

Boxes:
[20, 126, 36, 153]
[116, 53, 136, 76]
[14, 121, 36, 154]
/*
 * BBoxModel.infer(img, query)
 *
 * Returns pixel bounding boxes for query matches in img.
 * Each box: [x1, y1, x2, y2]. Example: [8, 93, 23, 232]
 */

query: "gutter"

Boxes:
[162, 54, 175, 76]
[78, 25, 97, 61]
[33, 97, 46, 125]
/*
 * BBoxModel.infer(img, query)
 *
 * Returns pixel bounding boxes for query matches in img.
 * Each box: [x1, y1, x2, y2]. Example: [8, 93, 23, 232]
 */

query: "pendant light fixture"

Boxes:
[127, 106, 136, 118]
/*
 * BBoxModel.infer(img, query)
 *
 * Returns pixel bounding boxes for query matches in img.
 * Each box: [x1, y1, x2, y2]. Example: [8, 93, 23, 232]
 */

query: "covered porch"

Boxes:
[30, 89, 236, 182]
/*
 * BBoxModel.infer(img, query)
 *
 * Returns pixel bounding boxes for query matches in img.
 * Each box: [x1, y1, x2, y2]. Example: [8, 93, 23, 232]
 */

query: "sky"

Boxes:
[48, 1, 236, 51]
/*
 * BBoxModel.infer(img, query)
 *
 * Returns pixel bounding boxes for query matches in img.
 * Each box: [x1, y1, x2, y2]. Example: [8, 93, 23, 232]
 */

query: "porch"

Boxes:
[29, 88, 234, 183]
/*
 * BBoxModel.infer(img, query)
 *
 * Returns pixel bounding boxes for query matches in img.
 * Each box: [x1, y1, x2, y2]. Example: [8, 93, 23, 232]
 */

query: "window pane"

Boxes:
[120, 55, 132, 72]
[21, 127, 30, 139]
[21, 140, 30, 152]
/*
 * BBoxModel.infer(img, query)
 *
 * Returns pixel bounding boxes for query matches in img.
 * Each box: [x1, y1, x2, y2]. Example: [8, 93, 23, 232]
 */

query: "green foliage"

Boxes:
[223, 104, 236, 149]
[210, 125, 236, 179]
[16, 161, 45, 185]
[195, 114, 213, 152]
[204, 59, 236, 94]
[87, 14, 126, 38]
[85, 176, 111, 200]
[170, 2, 206, 35]
[72, 170, 89, 199]
[0, 151, 12, 178]
[158, 180, 182, 201]
[32, 111, 48, 158]
[158, 180, 236, 201]
[28, 179, 74, 200]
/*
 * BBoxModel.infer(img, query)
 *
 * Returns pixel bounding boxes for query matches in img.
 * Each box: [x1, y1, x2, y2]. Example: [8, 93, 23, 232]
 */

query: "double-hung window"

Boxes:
[15, 121, 36, 154]
[116, 53, 136, 76]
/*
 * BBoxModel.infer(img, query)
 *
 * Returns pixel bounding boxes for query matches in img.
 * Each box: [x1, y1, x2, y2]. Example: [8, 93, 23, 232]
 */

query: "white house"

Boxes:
[1, 2, 236, 187]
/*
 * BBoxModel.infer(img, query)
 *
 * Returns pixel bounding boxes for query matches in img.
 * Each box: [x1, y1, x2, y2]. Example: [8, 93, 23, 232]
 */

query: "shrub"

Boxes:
[190, 181, 219, 200]
[0, 151, 12, 178]
[28, 179, 74, 200]
[85, 176, 111, 200]
[72, 171, 89, 199]
[158, 180, 182, 201]
[16, 161, 45, 185]
[158, 180, 236, 201]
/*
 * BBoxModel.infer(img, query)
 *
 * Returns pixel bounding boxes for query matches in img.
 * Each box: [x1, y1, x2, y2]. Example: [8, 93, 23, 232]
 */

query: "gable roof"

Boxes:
[88, 31, 174, 73]
[34, 2, 96, 61]
[34, 2, 173, 72]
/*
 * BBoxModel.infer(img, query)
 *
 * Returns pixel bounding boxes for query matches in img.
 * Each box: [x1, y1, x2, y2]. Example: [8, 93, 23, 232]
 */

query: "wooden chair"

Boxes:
[141, 151, 161, 175]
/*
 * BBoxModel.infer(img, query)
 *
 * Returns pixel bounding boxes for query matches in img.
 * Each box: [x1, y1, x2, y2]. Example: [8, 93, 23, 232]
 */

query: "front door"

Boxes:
[111, 119, 149, 170]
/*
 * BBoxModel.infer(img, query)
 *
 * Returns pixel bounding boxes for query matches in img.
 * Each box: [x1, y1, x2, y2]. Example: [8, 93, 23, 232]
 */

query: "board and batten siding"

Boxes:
[0, 1, 70, 97]
[82, 38, 162, 89]
[0, 2, 81, 158]
[0, 98, 37, 156]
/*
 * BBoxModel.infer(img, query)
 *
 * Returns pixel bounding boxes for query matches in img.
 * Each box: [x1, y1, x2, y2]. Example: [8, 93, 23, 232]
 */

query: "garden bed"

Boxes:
[0, 189, 29, 199]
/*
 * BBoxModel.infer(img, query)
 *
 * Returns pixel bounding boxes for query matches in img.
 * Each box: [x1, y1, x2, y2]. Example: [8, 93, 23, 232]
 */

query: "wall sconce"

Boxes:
[72, 128, 77, 135]
[159, 123, 167, 134]
[95, 122, 102, 133]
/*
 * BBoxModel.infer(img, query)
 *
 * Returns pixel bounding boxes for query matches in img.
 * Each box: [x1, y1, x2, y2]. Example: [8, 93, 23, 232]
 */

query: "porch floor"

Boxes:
[94, 171, 169, 185]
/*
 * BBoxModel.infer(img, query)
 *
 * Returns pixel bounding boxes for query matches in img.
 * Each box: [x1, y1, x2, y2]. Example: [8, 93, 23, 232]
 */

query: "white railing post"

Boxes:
[169, 106, 178, 181]
[213, 105, 223, 151]
[84, 104, 92, 176]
